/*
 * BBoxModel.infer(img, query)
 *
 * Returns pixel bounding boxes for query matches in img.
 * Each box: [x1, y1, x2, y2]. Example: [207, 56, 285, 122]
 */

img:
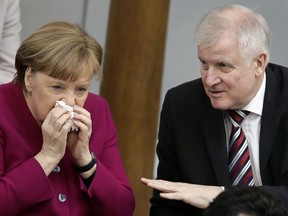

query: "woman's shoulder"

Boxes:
[0, 83, 27, 124]
[84, 92, 110, 113]
[85, 92, 107, 104]
[0, 82, 22, 101]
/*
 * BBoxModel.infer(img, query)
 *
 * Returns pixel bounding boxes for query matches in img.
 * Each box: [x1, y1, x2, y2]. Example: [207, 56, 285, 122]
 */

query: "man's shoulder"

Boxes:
[266, 62, 288, 85]
[164, 78, 208, 107]
[267, 62, 288, 72]
[168, 78, 204, 95]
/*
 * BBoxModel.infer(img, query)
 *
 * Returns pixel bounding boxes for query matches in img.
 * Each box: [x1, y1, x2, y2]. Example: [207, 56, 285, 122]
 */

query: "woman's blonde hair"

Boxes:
[15, 21, 103, 90]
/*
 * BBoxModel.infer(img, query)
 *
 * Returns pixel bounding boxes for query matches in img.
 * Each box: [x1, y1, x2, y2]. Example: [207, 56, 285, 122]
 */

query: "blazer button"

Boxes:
[58, 193, 67, 202]
[53, 165, 61, 173]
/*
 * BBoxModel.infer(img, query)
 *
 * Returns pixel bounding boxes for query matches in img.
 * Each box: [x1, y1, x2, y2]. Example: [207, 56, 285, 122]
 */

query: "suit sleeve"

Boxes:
[150, 90, 198, 216]
[260, 110, 288, 209]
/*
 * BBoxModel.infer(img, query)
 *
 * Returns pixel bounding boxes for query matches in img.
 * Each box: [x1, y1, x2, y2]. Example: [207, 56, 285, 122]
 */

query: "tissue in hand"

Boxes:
[55, 100, 79, 131]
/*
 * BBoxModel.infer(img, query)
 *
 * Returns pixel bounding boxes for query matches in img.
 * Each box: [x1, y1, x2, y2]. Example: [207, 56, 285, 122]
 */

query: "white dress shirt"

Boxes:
[224, 72, 266, 186]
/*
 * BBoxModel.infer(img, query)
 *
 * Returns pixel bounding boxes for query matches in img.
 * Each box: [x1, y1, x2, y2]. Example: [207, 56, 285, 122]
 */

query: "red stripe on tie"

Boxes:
[228, 110, 254, 186]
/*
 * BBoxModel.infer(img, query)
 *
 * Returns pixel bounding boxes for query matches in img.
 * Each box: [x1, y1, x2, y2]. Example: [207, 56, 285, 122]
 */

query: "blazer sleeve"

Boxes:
[0, 134, 55, 214]
[81, 97, 135, 216]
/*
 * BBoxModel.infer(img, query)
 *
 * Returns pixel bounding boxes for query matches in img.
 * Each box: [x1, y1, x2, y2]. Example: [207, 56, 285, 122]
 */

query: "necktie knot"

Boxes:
[228, 110, 250, 125]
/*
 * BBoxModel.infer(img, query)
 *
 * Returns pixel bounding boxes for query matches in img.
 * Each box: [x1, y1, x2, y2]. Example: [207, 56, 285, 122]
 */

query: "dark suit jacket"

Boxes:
[151, 63, 288, 216]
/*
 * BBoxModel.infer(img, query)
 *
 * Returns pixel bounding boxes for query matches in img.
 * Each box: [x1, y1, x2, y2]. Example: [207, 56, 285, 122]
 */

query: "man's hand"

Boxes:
[141, 177, 223, 209]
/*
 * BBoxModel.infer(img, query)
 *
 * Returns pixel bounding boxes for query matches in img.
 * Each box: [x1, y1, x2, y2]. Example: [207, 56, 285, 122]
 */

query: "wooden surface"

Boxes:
[100, 1, 170, 215]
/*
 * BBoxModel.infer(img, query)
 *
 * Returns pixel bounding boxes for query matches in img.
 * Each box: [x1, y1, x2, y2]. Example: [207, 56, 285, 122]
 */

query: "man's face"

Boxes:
[198, 34, 263, 110]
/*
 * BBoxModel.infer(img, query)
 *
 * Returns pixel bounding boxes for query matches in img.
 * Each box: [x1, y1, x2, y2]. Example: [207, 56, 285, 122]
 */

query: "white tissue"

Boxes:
[55, 100, 79, 131]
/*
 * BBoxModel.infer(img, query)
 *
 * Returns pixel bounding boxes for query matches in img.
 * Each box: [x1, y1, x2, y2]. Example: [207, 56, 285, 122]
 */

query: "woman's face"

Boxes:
[24, 68, 93, 125]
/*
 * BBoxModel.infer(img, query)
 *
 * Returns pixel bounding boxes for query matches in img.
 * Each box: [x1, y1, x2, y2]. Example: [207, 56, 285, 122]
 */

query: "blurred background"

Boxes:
[19, 1, 288, 215]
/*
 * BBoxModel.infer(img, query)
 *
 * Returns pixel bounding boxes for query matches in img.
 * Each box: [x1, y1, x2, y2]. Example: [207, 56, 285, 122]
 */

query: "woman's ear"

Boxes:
[24, 67, 33, 92]
[255, 53, 267, 76]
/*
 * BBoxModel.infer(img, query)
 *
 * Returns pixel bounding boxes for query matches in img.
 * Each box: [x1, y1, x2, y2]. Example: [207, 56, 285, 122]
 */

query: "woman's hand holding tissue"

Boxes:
[66, 105, 93, 168]
[36, 101, 93, 177]
[36, 104, 75, 175]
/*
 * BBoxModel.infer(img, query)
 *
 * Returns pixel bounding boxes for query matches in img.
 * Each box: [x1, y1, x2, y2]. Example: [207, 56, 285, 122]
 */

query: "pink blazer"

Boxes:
[0, 82, 135, 216]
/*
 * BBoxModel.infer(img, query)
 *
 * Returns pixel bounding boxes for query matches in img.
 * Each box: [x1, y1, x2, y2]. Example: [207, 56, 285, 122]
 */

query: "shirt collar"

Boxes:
[243, 72, 266, 116]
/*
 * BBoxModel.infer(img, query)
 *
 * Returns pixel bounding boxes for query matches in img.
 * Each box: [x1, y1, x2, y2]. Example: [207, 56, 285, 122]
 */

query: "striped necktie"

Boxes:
[228, 110, 254, 186]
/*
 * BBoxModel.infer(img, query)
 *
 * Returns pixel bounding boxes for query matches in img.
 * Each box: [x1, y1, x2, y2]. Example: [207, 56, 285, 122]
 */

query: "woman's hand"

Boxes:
[35, 106, 72, 175]
[141, 178, 223, 209]
[66, 105, 92, 167]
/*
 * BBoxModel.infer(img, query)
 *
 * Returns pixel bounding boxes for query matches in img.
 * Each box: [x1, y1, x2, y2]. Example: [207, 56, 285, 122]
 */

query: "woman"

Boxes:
[0, 21, 135, 216]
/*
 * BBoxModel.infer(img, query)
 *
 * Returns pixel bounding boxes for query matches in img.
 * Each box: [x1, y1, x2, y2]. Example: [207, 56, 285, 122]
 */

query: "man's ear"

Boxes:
[255, 53, 267, 76]
[24, 67, 33, 92]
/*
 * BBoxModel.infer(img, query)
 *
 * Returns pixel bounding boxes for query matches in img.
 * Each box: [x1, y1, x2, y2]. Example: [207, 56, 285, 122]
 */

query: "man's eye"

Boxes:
[219, 63, 228, 68]
[200, 61, 209, 70]
[218, 63, 233, 72]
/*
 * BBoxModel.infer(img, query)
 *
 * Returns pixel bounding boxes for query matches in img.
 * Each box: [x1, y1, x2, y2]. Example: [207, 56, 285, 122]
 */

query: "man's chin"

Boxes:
[210, 100, 230, 110]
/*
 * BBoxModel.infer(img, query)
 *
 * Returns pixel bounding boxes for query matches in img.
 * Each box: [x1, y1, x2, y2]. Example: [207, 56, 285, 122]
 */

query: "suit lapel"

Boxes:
[202, 104, 231, 185]
[260, 68, 282, 174]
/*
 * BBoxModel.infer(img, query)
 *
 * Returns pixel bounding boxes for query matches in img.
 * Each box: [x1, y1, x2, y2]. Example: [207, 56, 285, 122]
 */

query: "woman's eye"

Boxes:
[77, 87, 87, 92]
[75, 87, 87, 95]
[52, 85, 64, 92]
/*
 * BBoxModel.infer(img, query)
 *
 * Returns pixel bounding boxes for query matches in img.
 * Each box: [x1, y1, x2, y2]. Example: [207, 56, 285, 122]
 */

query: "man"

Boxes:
[203, 186, 288, 216]
[141, 4, 288, 215]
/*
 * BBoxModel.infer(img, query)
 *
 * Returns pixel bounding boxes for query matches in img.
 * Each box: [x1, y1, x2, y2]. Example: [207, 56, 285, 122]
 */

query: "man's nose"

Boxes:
[204, 67, 221, 86]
